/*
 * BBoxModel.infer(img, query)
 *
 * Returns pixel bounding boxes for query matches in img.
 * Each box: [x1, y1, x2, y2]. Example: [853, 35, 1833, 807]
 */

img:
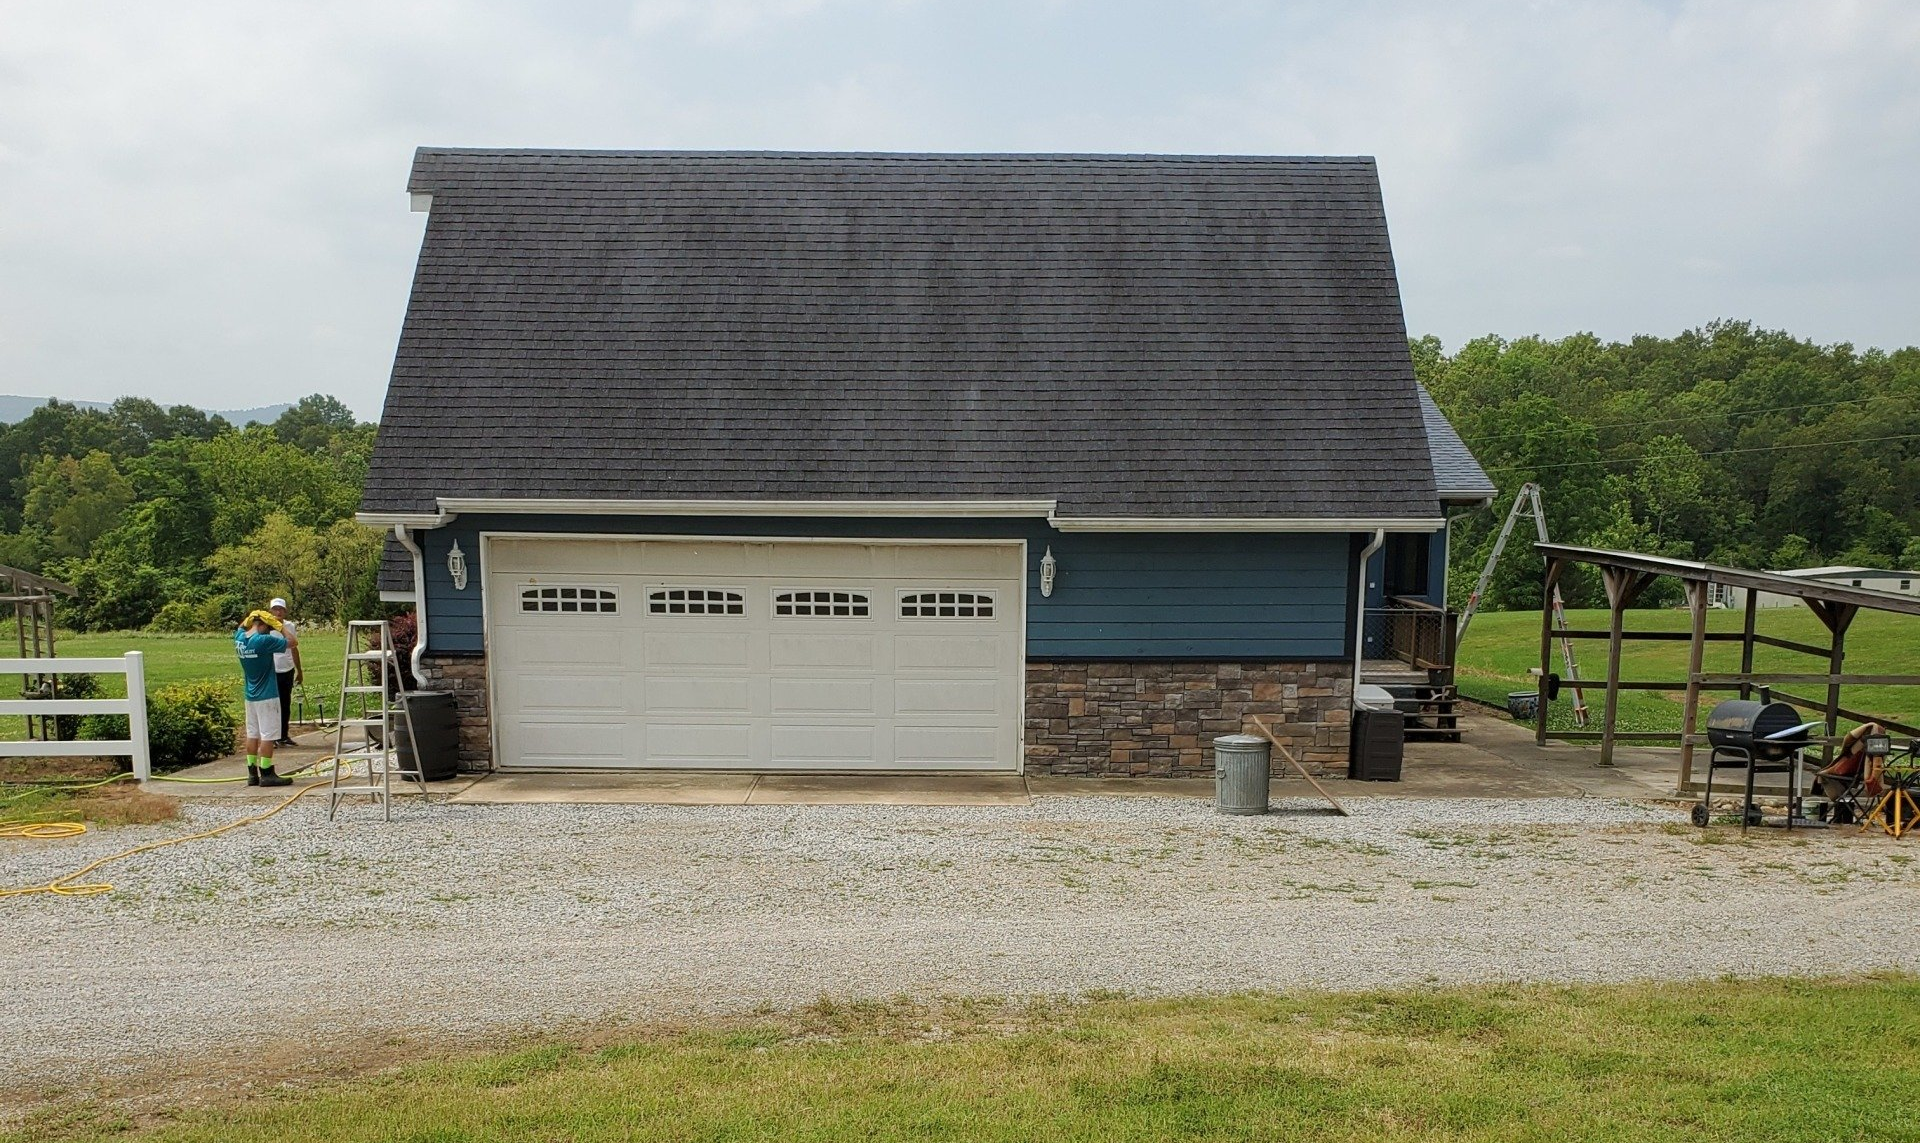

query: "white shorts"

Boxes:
[244, 699, 282, 743]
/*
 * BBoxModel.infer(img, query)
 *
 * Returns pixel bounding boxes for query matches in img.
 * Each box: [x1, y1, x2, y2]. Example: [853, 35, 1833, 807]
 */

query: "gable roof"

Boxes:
[1416, 386, 1498, 503]
[362, 150, 1443, 525]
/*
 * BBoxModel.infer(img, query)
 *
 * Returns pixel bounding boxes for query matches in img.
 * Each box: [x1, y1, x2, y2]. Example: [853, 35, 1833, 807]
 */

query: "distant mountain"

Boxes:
[0, 395, 293, 426]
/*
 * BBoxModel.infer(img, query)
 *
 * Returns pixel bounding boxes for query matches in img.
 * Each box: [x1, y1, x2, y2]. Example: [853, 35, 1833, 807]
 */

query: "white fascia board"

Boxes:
[378, 591, 419, 603]
[410, 192, 432, 213]
[434, 497, 1059, 519]
[356, 511, 450, 529]
[1051, 516, 1447, 533]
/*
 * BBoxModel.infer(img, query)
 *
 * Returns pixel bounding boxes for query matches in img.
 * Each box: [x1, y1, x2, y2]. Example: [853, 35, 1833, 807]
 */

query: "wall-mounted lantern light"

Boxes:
[1039, 546, 1057, 598]
[448, 540, 468, 591]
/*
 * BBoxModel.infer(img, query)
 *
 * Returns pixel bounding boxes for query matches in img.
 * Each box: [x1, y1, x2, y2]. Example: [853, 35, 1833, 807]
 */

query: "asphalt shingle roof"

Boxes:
[363, 150, 1443, 520]
[1417, 386, 1498, 501]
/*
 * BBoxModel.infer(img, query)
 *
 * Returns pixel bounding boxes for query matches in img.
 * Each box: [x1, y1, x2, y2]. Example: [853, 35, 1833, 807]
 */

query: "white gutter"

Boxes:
[1053, 515, 1444, 533]
[433, 497, 1058, 519]
[1352, 528, 1386, 710]
[358, 510, 451, 529]
[391, 525, 428, 681]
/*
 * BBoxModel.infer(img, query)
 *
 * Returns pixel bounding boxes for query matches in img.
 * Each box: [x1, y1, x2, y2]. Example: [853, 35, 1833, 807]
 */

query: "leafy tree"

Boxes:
[205, 511, 325, 617]
[22, 451, 134, 559]
[272, 394, 361, 452]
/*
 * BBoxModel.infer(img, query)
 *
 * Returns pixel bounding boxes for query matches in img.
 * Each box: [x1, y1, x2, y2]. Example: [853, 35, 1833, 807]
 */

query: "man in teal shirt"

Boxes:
[235, 611, 292, 787]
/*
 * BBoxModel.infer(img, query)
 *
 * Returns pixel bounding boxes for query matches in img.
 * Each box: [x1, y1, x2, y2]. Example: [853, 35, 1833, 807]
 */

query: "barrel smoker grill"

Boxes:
[1694, 699, 1818, 829]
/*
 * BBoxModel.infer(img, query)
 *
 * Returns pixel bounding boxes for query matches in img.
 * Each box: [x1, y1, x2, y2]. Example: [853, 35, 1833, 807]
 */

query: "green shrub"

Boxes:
[147, 599, 206, 633]
[18, 671, 102, 740]
[80, 680, 239, 772]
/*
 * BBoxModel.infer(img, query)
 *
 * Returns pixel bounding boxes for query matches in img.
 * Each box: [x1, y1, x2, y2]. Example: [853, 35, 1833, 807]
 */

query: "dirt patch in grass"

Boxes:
[1, 778, 178, 828]
[0, 757, 121, 783]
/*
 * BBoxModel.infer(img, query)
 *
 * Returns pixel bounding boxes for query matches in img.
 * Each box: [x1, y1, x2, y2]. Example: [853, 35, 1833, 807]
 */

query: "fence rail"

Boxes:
[0, 652, 150, 780]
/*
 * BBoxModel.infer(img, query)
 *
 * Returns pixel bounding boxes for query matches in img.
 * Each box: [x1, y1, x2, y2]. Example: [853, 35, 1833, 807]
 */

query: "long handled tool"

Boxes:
[1248, 715, 1350, 816]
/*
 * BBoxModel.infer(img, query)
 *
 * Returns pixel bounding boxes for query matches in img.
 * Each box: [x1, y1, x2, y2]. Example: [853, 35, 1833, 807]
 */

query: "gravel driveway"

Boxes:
[7, 792, 1919, 1098]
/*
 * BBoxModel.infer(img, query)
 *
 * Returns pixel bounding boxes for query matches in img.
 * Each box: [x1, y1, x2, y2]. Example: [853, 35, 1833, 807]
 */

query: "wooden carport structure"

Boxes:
[1532, 544, 1920, 790]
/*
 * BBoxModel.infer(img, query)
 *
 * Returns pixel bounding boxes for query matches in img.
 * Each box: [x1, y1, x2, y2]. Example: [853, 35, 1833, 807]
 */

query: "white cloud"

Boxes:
[0, 0, 1914, 417]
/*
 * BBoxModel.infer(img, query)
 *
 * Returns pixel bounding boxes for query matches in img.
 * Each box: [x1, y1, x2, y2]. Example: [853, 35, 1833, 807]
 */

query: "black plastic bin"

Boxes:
[1348, 707, 1406, 781]
[394, 691, 460, 781]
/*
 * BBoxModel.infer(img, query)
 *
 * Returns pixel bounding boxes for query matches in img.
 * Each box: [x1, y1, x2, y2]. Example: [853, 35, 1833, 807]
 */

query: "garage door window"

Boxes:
[899, 590, 995, 618]
[648, 588, 746, 616]
[774, 590, 870, 617]
[521, 586, 619, 614]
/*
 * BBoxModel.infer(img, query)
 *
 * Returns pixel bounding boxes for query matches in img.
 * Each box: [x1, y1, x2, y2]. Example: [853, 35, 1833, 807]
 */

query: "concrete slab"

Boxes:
[746, 773, 1030, 806]
[154, 731, 481, 800]
[450, 771, 759, 805]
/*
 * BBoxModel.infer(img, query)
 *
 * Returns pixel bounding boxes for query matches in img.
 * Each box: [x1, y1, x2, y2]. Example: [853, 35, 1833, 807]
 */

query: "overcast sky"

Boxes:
[3, 1, 1916, 419]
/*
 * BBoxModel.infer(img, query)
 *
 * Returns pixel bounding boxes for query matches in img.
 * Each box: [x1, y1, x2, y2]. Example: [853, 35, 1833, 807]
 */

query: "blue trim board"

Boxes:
[415, 514, 1403, 660]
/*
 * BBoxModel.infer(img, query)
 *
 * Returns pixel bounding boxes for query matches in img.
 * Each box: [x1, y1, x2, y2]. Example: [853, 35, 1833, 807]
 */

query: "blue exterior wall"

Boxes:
[411, 514, 1371, 660]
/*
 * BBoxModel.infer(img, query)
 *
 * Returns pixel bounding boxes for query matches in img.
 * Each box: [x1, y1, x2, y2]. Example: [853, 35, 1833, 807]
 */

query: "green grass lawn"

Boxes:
[15, 978, 1919, 1142]
[0, 627, 348, 743]
[1455, 606, 1920, 734]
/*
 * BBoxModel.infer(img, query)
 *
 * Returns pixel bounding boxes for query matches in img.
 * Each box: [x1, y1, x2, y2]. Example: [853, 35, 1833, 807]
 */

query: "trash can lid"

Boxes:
[1355, 684, 1396, 709]
[1213, 734, 1268, 747]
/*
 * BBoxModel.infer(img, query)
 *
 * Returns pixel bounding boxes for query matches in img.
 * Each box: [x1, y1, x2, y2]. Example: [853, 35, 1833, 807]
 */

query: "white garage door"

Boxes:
[485, 537, 1025, 772]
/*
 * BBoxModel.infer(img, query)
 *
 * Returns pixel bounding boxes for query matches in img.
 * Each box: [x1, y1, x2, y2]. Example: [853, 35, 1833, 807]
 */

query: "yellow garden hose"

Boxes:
[0, 756, 347, 899]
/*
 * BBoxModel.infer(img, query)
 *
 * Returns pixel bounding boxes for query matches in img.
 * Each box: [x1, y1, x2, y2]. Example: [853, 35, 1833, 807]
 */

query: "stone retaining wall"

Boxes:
[1023, 660, 1351, 777]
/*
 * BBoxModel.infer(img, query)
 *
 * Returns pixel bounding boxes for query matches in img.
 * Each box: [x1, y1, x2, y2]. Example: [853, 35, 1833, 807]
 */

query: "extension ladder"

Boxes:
[1457, 481, 1591, 727]
[327, 620, 423, 821]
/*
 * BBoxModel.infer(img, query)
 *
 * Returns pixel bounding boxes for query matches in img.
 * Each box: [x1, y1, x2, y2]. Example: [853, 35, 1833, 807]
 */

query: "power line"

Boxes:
[1483, 431, 1920, 475]
[1456, 393, 1905, 447]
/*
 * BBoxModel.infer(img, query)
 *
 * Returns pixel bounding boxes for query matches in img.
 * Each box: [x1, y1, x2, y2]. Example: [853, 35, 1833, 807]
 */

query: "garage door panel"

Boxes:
[517, 674, 630, 715]
[646, 722, 754, 764]
[769, 632, 876, 670]
[509, 720, 630, 767]
[645, 631, 752, 669]
[771, 676, 877, 714]
[505, 628, 625, 667]
[894, 634, 1003, 670]
[894, 678, 999, 715]
[769, 723, 878, 764]
[645, 675, 753, 714]
[489, 538, 1022, 772]
[894, 725, 1000, 765]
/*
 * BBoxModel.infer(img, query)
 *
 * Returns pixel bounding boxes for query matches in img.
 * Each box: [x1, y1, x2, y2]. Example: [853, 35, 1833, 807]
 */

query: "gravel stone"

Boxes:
[6, 792, 1918, 1092]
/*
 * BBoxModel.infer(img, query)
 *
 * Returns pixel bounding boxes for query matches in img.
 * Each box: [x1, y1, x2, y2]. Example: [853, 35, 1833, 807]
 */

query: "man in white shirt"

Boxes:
[268, 597, 303, 746]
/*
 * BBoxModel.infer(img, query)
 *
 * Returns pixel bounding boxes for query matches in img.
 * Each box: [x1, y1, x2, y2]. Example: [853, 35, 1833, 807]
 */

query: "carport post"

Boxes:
[1536, 557, 1564, 746]
[1739, 587, 1758, 701]
[1677, 580, 1708, 791]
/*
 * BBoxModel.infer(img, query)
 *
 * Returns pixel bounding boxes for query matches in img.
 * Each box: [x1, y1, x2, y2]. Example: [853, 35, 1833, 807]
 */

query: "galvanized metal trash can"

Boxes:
[1213, 734, 1271, 816]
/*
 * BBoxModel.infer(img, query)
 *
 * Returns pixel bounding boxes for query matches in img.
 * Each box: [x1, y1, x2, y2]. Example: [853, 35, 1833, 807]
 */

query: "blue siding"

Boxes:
[416, 514, 1368, 660]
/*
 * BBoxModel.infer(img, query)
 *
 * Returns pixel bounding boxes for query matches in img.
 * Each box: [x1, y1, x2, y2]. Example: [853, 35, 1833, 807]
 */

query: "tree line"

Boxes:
[1418, 321, 1920, 612]
[0, 395, 382, 631]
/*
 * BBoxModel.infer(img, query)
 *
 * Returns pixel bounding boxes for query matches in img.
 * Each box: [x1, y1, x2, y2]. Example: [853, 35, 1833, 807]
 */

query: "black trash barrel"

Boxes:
[396, 692, 460, 781]
[1348, 707, 1406, 781]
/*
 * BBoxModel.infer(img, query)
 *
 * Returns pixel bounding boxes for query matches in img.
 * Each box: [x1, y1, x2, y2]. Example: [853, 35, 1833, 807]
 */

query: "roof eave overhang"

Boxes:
[362, 499, 1446, 533]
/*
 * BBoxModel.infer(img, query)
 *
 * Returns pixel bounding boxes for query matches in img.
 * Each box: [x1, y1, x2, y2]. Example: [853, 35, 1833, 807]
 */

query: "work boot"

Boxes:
[246, 764, 260, 787]
[257, 764, 292, 788]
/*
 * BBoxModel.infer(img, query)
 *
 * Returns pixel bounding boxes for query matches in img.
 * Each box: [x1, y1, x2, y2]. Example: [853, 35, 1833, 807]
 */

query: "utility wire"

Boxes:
[1456, 393, 1908, 446]
[1483, 431, 1920, 475]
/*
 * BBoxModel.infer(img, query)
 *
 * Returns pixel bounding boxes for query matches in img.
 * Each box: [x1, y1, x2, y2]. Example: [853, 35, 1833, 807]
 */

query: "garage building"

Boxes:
[360, 149, 1491, 777]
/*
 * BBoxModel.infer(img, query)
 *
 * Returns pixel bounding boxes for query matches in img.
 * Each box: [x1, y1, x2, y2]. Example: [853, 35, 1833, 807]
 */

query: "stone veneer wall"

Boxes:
[1024, 661, 1352, 777]
[415, 653, 493, 772]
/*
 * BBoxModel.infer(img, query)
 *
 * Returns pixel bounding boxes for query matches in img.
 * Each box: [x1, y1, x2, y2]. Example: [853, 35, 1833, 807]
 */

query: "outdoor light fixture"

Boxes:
[1040, 547, 1057, 597]
[447, 540, 468, 591]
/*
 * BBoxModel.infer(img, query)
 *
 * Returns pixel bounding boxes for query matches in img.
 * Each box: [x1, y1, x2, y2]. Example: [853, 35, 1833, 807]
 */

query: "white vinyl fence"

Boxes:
[0, 653, 151, 780]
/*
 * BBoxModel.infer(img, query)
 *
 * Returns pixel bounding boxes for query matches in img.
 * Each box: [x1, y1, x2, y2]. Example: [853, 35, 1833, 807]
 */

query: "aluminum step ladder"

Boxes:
[328, 619, 423, 821]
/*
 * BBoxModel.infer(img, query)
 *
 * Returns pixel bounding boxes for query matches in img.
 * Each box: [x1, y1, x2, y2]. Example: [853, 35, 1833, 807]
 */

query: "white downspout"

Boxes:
[392, 524, 428, 681]
[1352, 528, 1386, 709]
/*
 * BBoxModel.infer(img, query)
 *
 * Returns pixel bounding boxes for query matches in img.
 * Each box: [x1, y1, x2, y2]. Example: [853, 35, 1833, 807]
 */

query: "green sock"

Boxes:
[247, 754, 258, 768]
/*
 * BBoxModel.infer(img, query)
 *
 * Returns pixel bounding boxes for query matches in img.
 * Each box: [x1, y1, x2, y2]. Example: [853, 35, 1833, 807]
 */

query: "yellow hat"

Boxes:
[246, 609, 284, 631]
